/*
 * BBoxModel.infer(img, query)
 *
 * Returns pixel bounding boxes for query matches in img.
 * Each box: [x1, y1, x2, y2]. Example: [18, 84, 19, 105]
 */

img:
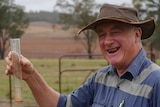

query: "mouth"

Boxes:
[107, 47, 120, 54]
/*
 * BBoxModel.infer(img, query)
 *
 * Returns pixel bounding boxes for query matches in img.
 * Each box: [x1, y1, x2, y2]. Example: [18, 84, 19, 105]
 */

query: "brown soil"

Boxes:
[19, 22, 101, 59]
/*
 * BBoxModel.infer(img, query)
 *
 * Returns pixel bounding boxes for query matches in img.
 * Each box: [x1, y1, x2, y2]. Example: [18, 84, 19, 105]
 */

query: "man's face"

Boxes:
[96, 21, 142, 71]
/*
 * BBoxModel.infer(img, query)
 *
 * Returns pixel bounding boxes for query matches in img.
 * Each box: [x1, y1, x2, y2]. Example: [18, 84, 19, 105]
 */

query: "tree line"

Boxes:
[25, 11, 63, 24]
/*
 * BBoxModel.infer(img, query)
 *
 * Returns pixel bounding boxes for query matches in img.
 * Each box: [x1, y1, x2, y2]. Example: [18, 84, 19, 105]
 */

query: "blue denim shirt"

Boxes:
[58, 48, 160, 107]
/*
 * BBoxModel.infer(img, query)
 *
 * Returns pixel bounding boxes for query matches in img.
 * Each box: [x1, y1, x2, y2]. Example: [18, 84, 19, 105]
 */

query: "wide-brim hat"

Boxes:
[78, 4, 155, 40]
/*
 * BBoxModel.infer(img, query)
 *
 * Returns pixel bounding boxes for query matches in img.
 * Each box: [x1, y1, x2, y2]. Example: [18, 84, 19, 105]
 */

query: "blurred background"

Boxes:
[0, 0, 159, 106]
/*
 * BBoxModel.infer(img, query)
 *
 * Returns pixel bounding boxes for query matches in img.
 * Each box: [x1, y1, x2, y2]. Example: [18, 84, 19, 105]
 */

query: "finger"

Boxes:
[5, 69, 12, 75]
[5, 56, 12, 65]
[5, 65, 13, 75]
[20, 55, 34, 74]
[5, 56, 14, 71]
[20, 55, 30, 66]
[5, 70, 9, 75]
[5, 70, 13, 75]
[8, 51, 13, 60]
[5, 51, 15, 66]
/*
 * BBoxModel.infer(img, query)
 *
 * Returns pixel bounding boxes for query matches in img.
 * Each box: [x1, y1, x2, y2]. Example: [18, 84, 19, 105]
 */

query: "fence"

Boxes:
[58, 54, 107, 93]
[0, 54, 107, 106]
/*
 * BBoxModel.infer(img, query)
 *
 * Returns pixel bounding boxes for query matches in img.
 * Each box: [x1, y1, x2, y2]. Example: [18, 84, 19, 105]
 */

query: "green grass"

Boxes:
[0, 58, 107, 106]
[156, 59, 160, 65]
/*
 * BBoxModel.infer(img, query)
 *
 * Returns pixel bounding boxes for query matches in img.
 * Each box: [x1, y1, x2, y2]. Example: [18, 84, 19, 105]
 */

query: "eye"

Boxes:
[110, 30, 121, 36]
[98, 32, 106, 38]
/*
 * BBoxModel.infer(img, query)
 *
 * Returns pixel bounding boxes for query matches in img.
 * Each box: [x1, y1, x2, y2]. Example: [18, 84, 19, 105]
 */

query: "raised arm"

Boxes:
[5, 52, 60, 107]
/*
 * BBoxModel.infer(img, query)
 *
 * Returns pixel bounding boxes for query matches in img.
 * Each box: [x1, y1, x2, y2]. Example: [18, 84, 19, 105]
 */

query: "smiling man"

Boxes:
[96, 21, 142, 76]
[5, 3, 160, 107]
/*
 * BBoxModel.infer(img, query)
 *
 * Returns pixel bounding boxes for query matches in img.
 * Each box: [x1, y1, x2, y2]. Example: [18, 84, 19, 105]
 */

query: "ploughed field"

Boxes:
[18, 21, 101, 59]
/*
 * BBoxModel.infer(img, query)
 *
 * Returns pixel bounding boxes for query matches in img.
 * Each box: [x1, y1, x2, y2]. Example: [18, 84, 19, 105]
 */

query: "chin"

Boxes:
[108, 59, 120, 66]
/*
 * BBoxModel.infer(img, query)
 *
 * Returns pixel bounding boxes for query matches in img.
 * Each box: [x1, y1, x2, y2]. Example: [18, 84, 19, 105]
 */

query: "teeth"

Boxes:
[107, 47, 119, 53]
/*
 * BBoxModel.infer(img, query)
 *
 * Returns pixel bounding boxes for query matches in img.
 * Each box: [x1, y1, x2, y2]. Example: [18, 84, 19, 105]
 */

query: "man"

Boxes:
[5, 3, 160, 107]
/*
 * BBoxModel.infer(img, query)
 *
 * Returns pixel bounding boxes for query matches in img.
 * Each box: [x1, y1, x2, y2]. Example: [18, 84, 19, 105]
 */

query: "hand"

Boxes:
[5, 51, 35, 80]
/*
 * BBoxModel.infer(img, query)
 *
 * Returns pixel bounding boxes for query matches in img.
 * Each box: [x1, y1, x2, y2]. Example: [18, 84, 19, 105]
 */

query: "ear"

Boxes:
[135, 27, 142, 43]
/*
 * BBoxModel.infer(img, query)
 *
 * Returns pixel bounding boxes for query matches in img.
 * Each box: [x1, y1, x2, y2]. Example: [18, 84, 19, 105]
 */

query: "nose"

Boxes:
[104, 35, 113, 45]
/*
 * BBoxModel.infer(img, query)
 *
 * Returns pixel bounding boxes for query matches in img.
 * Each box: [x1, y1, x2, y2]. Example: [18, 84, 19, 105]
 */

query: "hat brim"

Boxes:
[78, 17, 155, 40]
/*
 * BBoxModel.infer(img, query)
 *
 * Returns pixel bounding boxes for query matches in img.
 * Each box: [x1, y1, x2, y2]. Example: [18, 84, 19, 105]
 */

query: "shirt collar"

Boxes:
[109, 48, 147, 80]
[127, 48, 146, 78]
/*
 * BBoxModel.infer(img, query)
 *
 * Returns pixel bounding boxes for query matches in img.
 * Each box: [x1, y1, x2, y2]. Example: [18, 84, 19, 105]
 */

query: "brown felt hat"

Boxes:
[78, 4, 155, 39]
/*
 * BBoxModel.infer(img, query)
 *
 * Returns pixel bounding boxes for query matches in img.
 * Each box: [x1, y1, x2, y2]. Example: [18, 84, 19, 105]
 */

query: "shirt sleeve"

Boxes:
[57, 73, 96, 107]
[57, 94, 67, 107]
[149, 70, 160, 107]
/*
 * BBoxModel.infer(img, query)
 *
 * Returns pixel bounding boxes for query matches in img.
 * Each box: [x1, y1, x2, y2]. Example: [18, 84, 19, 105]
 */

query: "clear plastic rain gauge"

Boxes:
[10, 38, 23, 102]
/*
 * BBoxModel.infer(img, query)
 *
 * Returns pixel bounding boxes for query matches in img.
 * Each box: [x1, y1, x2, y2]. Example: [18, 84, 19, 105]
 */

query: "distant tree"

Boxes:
[133, 0, 160, 61]
[55, 0, 100, 59]
[0, 0, 29, 59]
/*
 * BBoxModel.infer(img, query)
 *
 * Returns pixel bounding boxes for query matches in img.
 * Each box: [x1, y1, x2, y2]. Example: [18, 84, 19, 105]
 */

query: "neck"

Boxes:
[117, 68, 128, 77]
